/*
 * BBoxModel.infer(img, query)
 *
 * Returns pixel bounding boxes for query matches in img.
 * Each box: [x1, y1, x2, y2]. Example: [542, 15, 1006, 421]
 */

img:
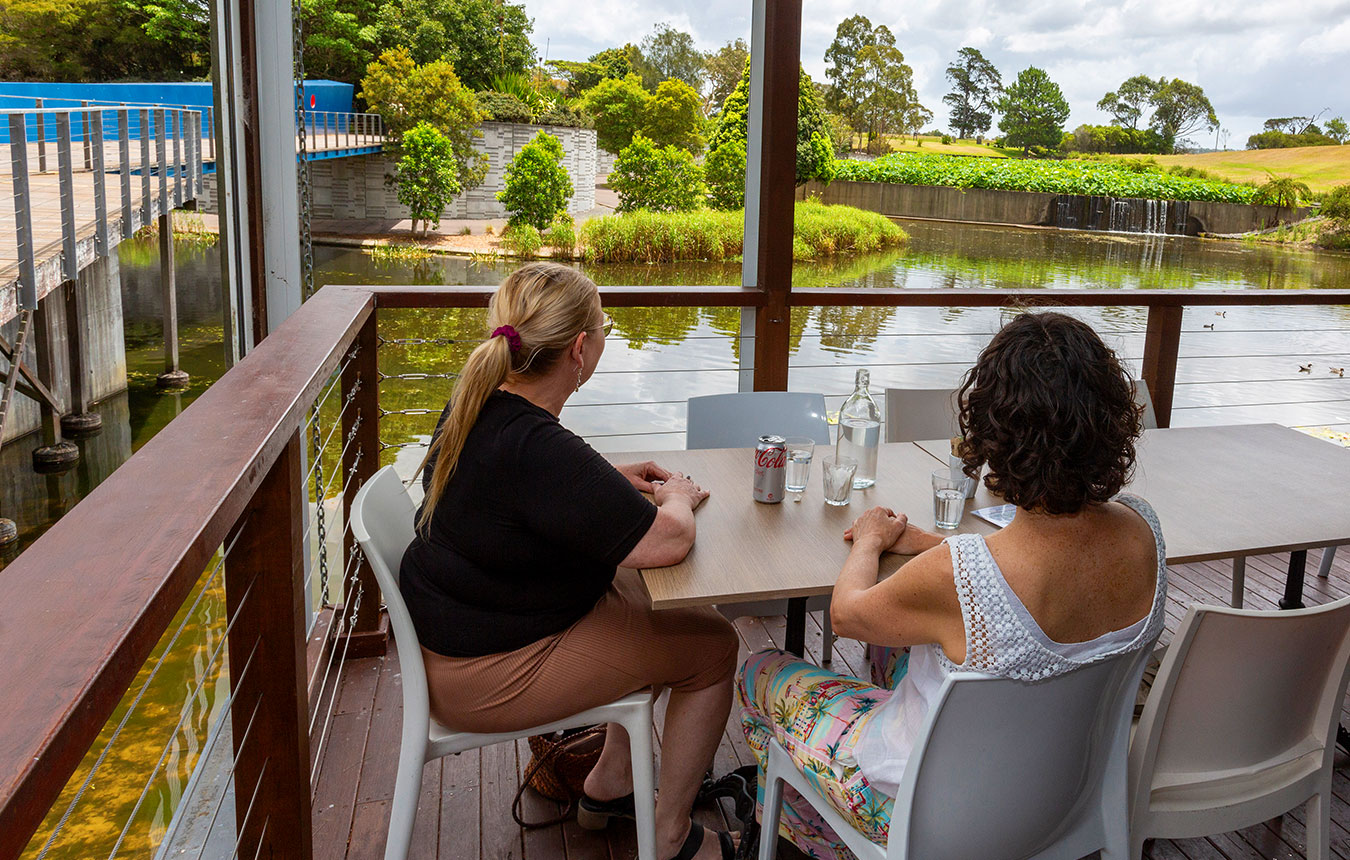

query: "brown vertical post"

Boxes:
[750, 0, 802, 391]
[156, 212, 189, 388]
[1141, 304, 1183, 429]
[339, 312, 387, 654]
[225, 431, 313, 860]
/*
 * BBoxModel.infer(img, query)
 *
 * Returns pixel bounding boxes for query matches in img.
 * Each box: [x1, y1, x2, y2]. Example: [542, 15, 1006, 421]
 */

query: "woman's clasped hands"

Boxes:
[844, 506, 940, 556]
[616, 461, 709, 509]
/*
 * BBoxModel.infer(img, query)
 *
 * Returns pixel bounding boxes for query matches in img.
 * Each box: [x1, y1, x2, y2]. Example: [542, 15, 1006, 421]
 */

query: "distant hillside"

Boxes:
[1138, 145, 1350, 193]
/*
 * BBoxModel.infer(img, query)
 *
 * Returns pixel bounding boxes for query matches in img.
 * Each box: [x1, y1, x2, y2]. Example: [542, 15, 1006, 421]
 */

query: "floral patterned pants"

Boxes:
[736, 646, 908, 860]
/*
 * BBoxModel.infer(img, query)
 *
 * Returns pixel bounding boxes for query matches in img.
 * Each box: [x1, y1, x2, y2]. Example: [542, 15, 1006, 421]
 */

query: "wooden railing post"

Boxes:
[748, 0, 801, 392]
[340, 311, 386, 654]
[1141, 304, 1183, 428]
[225, 431, 313, 860]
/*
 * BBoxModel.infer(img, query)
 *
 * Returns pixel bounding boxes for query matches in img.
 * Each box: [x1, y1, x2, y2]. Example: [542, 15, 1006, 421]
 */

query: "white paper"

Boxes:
[972, 504, 1016, 529]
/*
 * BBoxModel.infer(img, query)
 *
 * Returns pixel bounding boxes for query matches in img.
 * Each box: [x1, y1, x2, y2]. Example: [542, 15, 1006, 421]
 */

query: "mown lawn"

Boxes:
[1123, 145, 1350, 192]
[851, 134, 1016, 158]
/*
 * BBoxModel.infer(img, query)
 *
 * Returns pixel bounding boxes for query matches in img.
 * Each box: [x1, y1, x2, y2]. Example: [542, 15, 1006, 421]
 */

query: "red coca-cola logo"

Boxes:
[755, 448, 786, 468]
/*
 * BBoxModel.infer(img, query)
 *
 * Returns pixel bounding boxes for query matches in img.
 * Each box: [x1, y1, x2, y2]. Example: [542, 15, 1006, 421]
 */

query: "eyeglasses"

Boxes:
[599, 312, 614, 337]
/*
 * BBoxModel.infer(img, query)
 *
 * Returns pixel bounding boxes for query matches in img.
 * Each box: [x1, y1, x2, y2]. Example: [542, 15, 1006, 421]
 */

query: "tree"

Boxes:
[703, 38, 748, 115]
[709, 61, 835, 186]
[942, 47, 1002, 139]
[0, 0, 209, 80]
[1327, 117, 1349, 144]
[853, 44, 926, 152]
[395, 122, 460, 236]
[643, 79, 706, 154]
[300, 0, 377, 86]
[995, 66, 1070, 154]
[549, 46, 633, 97]
[610, 134, 706, 213]
[1097, 75, 1158, 129]
[369, 0, 535, 91]
[582, 74, 651, 153]
[360, 47, 488, 188]
[498, 131, 574, 229]
[1148, 78, 1217, 149]
[704, 138, 746, 209]
[636, 24, 704, 91]
[823, 15, 895, 134]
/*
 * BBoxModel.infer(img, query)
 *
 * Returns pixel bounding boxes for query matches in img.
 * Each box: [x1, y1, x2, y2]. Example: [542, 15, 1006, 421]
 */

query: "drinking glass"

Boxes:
[821, 454, 858, 506]
[784, 437, 815, 494]
[932, 469, 965, 529]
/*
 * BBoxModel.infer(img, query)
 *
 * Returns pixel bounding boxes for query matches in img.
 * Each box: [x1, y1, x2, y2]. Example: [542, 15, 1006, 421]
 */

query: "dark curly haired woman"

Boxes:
[736, 311, 1168, 859]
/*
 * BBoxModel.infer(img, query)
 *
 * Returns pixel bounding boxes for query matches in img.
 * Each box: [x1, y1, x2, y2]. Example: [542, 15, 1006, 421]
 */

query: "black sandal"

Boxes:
[575, 792, 636, 829]
[669, 821, 734, 860]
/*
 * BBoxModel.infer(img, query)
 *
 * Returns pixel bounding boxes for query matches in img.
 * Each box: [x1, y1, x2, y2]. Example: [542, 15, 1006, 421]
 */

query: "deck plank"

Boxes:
[316, 554, 1350, 860]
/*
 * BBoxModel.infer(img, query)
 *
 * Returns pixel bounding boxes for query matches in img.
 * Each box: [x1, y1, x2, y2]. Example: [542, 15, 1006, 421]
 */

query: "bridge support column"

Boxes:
[155, 213, 190, 389]
[60, 277, 102, 437]
[31, 292, 78, 473]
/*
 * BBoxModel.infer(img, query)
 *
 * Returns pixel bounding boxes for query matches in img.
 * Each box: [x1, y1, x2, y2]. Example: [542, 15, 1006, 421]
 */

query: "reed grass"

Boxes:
[578, 199, 906, 263]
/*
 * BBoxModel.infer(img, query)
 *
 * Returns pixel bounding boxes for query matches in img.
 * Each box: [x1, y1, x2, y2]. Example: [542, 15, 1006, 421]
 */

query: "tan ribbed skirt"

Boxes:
[421, 569, 739, 733]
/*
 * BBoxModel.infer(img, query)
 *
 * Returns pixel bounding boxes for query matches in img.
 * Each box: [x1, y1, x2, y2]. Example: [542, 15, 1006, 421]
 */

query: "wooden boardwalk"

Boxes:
[313, 549, 1350, 860]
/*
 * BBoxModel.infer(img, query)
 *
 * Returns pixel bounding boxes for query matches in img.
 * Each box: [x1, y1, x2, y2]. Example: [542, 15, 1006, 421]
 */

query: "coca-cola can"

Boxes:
[753, 435, 787, 504]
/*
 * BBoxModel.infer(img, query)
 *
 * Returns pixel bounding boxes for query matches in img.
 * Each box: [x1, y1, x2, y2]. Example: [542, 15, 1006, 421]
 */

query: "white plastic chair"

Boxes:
[350, 466, 658, 860]
[759, 645, 1152, 860]
[685, 392, 830, 449]
[685, 392, 834, 662]
[882, 387, 959, 444]
[1127, 597, 1350, 860]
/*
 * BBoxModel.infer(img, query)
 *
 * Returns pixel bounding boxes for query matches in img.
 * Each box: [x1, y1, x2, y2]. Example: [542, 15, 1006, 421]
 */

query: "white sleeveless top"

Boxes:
[851, 494, 1168, 797]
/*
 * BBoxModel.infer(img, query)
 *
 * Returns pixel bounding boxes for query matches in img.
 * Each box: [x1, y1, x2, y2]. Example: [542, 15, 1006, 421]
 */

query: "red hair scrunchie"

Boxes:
[491, 324, 522, 353]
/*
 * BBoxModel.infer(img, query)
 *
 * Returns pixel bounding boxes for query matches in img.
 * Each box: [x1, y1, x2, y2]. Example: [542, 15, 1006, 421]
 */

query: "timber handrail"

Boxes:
[2, 281, 1348, 858]
[0, 286, 372, 856]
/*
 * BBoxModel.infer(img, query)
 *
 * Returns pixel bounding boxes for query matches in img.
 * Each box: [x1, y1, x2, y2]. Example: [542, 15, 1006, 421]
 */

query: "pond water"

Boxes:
[6, 219, 1350, 858]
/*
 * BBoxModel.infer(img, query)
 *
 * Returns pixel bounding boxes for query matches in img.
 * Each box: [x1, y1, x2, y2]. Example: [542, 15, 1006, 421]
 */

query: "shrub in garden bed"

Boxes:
[578, 200, 906, 263]
[498, 131, 574, 229]
[610, 134, 706, 213]
[500, 224, 543, 256]
[834, 152, 1258, 204]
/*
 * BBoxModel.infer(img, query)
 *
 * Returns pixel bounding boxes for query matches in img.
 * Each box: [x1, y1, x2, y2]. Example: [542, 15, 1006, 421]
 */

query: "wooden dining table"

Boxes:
[611, 423, 1350, 656]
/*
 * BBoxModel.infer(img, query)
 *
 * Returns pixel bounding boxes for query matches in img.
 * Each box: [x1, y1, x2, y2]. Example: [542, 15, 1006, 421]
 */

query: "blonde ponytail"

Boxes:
[417, 263, 602, 530]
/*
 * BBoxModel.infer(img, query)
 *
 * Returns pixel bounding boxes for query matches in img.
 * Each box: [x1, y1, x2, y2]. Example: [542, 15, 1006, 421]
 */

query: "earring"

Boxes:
[575, 367, 583, 392]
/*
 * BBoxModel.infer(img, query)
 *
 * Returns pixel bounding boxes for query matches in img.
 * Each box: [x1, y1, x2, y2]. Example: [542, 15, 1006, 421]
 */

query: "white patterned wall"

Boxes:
[204, 122, 598, 223]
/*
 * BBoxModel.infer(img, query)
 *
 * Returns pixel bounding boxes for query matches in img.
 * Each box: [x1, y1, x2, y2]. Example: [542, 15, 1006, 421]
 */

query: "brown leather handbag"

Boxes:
[511, 725, 606, 828]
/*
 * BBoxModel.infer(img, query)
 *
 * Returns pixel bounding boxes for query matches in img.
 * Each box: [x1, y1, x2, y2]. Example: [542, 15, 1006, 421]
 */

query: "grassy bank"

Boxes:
[1128, 145, 1350, 193]
[578, 199, 907, 263]
[1242, 216, 1350, 251]
[835, 152, 1257, 203]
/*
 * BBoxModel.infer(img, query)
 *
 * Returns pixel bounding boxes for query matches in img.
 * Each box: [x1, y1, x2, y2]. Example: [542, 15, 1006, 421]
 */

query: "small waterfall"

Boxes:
[1051, 194, 1189, 236]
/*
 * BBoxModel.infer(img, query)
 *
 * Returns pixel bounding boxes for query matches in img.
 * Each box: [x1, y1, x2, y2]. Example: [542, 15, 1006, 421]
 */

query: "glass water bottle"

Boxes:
[839, 369, 881, 488]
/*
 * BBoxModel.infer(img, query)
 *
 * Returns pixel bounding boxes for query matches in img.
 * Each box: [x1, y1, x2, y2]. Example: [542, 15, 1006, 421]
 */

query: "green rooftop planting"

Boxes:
[834, 152, 1259, 204]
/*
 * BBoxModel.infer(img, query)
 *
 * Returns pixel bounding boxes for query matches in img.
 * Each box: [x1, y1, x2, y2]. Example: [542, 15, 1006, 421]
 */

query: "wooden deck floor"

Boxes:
[313, 548, 1350, 860]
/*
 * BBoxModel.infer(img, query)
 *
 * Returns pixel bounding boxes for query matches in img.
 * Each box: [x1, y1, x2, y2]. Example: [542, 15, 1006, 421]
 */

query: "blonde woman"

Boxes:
[400, 263, 738, 860]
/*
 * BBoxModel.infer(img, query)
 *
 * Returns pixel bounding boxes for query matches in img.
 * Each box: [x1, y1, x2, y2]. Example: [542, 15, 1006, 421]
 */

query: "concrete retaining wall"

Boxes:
[1, 255, 127, 444]
[798, 179, 1310, 236]
[204, 122, 598, 223]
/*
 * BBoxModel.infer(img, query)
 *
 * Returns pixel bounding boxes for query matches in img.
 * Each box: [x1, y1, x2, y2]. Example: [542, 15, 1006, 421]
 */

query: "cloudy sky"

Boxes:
[526, 0, 1350, 146]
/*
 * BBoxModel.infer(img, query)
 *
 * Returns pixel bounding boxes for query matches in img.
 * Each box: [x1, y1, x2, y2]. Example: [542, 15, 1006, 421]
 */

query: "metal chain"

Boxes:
[294, 0, 329, 602]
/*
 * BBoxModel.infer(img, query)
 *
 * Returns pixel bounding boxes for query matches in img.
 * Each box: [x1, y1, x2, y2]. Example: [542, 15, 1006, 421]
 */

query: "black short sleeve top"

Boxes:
[398, 390, 658, 657]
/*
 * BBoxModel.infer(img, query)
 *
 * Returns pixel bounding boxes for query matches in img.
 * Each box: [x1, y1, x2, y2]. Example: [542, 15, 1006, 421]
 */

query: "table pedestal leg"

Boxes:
[1279, 549, 1308, 610]
[785, 597, 807, 658]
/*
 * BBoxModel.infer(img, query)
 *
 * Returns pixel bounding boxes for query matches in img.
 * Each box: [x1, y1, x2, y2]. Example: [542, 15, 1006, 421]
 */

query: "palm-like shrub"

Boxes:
[1254, 174, 1312, 207]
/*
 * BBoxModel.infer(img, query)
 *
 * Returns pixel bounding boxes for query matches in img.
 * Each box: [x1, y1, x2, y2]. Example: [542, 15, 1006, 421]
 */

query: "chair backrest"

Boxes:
[348, 466, 431, 737]
[883, 387, 960, 443]
[1133, 381, 1158, 430]
[685, 392, 829, 449]
[1128, 596, 1350, 818]
[889, 646, 1151, 860]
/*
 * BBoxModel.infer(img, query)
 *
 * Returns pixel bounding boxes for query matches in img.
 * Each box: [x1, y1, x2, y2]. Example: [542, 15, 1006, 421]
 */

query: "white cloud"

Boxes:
[524, 0, 1350, 142]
